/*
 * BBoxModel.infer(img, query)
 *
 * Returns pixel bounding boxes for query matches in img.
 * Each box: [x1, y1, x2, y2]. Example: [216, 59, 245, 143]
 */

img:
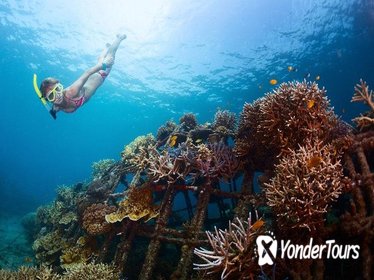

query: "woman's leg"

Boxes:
[83, 34, 126, 102]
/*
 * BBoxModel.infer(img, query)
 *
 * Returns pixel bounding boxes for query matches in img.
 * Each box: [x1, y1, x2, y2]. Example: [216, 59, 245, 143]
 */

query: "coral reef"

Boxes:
[213, 109, 237, 133]
[82, 203, 116, 235]
[264, 140, 348, 234]
[23, 80, 373, 280]
[121, 134, 156, 170]
[179, 113, 198, 132]
[351, 79, 374, 131]
[91, 159, 116, 180]
[193, 214, 265, 280]
[235, 80, 339, 170]
[105, 184, 159, 223]
[0, 263, 119, 279]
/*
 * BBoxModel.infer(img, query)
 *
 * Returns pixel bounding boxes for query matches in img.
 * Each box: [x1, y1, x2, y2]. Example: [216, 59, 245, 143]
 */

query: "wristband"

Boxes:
[102, 63, 107, 71]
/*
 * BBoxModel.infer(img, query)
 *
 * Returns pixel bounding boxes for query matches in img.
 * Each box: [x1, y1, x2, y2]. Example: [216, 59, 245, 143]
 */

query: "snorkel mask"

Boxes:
[46, 83, 64, 104]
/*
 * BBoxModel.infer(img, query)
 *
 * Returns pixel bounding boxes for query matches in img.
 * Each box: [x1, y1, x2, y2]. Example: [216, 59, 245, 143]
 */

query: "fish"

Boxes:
[169, 135, 178, 147]
[287, 65, 294, 72]
[195, 138, 203, 144]
[315, 75, 320, 81]
[269, 79, 278, 85]
[307, 156, 322, 168]
[252, 219, 265, 230]
[305, 73, 311, 79]
[307, 99, 315, 109]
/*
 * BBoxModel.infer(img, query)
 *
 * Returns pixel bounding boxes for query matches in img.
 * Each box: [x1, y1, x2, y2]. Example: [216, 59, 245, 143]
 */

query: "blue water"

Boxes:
[0, 0, 373, 214]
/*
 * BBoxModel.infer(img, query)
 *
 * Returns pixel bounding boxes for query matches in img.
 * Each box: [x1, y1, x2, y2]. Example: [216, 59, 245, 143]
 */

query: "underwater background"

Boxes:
[0, 0, 373, 274]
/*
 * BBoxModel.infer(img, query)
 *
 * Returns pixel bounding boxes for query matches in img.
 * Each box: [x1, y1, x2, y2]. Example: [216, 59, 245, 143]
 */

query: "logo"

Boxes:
[255, 234, 360, 266]
[256, 232, 278, 266]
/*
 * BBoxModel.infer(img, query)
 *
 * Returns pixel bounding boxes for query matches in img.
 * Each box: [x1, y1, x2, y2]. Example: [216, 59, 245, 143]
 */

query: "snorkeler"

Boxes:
[36, 34, 126, 119]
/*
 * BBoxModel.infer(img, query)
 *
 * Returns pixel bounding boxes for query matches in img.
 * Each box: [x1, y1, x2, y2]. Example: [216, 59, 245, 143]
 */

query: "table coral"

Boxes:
[105, 185, 159, 223]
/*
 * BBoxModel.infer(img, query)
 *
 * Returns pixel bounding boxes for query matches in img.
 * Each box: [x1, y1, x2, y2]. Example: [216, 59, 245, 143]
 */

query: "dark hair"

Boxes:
[40, 77, 59, 97]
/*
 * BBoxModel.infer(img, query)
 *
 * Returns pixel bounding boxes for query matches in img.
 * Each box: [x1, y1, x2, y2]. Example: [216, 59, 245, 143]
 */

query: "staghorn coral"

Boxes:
[91, 159, 116, 180]
[193, 214, 264, 280]
[235, 80, 339, 170]
[351, 79, 374, 131]
[105, 184, 159, 223]
[156, 120, 177, 142]
[264, 140, 347, 233]
[194, 142, 239, 182]
[0, 266, 61, 280]
[121, 134, 156, 169]
[0, 263, 119, 279]
[179, 113, 198, 132]
[82, 203, 116, 235]
[213, 109, 237, 132]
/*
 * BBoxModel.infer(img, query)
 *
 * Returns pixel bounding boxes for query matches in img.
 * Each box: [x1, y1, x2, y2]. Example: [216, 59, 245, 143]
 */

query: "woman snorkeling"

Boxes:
[38, 34, 126, 119]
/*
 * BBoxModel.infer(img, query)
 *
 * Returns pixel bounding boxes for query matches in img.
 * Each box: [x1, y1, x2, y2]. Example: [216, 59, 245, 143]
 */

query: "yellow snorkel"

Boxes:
[33, 74, 57, 119]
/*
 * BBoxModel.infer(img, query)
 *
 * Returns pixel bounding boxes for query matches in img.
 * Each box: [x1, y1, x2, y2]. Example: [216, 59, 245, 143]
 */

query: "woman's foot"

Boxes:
[117, 34, 127, 40]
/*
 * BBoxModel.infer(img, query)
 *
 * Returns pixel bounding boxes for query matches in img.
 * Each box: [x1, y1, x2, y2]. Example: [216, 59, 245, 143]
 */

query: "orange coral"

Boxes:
[105, 184, 159, 223]
[82, 203, 116, 235]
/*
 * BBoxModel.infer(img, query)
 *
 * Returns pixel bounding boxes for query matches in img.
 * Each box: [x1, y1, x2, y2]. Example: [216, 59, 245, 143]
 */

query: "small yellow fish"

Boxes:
[307, 99, 315, 109]
[269, 79, 278, 85]
[169, 135, 178, 147]
[252, 219, 265, 230]
[195, 139, 203, 144]
[287, 65, 294, 72]
[315, 75, 320, 81]
[307, 156, 322, 169]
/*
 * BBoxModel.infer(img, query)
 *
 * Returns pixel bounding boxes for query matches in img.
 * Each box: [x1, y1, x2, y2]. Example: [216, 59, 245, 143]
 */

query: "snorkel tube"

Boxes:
[33, 74, 57, 119]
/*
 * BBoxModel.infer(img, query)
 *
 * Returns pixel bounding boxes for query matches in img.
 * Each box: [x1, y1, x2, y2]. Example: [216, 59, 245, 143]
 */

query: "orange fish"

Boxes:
[269, 79, 278, 85]
[252, 219, 265, 230]
[307, 156, 322, 168]
[307, 99, 315, 109]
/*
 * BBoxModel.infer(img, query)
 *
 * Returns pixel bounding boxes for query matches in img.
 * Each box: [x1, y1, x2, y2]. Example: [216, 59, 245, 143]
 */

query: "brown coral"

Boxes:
[105, 184, 159, 223]
[351, 79, 374, 131]
[264, 140, 347, 233]
[213, 109, 237, 132]
[179, 113, 198, 132]
[235, 80, 339, 170]
[82, 203, 116, 235]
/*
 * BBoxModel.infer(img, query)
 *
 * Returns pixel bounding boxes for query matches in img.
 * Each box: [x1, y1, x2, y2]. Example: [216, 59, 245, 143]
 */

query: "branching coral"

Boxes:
[179, 113, 198, 132]
[105, 184, 159, 223]
[264, 140, 347, 233]
[121, 134, 156, 169]
[213, 110, 237, 132]
[351, 79, 374, 130]
[82, 203, 116, 235]
[235, 80, 339, 169]
[91, 159, 116, 180]
[0, 263, 120, 279]
[195, 142, 239, 182]
[193, 214, 264, 280]
[157, 120, 177, 142]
